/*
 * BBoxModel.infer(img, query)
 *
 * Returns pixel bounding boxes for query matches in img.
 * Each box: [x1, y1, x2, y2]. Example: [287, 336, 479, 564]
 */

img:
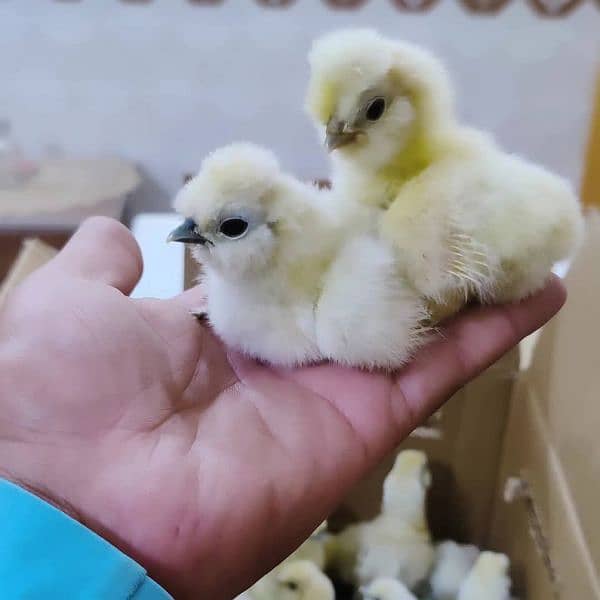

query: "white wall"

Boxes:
[2, 0, 599, 213]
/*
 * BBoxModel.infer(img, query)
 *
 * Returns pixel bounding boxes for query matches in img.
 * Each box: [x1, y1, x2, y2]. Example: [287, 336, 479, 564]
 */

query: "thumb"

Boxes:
[48, 217, 143, 295]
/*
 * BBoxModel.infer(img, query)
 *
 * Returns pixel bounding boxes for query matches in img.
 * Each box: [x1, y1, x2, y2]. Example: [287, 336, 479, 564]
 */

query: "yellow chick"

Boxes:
[275, 560, 335, 600]
[360, 577, 418, 600]
[457, 551, 512, 600]
[241, 523, 330, 600]
[170, 142, 429, 369]
[327, 450, 434, 590]
[429, 541, 480, 600]
[306, 28, 583, 321]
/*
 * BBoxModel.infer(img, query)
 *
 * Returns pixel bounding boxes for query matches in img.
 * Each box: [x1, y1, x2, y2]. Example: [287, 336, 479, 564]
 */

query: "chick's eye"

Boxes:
[365, 97, 386, 122]
[284, 581, 299, 591]
[219, 217, 248, 239]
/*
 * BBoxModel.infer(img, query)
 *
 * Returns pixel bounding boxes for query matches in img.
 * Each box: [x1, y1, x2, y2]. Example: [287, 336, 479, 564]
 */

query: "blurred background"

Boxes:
[2, 1, 600, 209]
[1, 0, 600, 292]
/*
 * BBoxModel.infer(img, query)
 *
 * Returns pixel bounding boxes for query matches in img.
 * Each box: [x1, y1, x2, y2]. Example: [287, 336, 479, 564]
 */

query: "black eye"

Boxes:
[284, 581, 299, 591]
[365, 97, 386, 122]
[219, 218, 248, 239]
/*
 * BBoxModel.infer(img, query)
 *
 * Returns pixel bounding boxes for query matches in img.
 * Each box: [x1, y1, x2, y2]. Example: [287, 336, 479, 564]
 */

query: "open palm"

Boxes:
[0, 218, 565, 599]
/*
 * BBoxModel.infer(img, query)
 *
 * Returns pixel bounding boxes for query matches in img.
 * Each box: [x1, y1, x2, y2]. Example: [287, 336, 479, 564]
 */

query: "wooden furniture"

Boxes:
[0, 158, 140, 282]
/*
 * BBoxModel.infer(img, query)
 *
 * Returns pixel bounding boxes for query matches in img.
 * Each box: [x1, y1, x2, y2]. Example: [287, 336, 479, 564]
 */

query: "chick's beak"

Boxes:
[325, 120, 359, 152]
[167, 218, 210, 245]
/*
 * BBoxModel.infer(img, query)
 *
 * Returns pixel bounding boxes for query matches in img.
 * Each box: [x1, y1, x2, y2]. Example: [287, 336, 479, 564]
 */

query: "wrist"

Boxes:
[0, 469, 81, 522]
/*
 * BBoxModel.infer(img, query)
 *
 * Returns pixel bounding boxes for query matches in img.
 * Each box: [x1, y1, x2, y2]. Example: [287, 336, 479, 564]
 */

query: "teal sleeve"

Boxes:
[0, 479, 173, 600]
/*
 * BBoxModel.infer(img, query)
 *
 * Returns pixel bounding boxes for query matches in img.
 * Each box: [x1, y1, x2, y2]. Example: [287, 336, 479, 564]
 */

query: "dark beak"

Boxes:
[325, 120, 359, 152]
[167, 218, 210, 245]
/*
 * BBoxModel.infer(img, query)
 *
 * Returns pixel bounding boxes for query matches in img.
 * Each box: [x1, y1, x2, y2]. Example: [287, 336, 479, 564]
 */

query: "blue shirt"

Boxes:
[0, 479, 172, 599]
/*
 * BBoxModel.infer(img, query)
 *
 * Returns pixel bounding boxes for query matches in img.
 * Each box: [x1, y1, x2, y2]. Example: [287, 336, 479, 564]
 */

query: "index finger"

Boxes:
[396, 275, 567, 427]
[279, 276, 566, 461]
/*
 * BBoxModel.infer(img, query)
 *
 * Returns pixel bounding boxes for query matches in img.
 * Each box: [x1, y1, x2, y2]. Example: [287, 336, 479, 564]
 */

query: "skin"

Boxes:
[0, 217, 565, 599]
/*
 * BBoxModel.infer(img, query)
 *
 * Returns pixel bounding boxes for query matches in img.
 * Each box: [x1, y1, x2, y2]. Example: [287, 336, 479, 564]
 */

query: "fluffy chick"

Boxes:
[360, 577, 418, 600]
[306, 29, 583, 321]
[276, 560, 335, 600]
[327, 450, 434, 589]
[170, 142, 428, 369]
[429, 541, 481, 600]
[457, 551, 512, 600]
[243, 524, 330, 600]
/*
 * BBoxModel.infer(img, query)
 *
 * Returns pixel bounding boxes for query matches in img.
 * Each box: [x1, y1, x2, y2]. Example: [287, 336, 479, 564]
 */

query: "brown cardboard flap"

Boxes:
[526, 212, 600, 576]
[0, 238, 58, 306]
[489, 379, 600, 599]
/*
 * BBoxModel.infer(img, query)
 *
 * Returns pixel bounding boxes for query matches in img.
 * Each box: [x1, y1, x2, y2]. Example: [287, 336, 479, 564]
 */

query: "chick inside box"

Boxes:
[183, 214, 600, 599]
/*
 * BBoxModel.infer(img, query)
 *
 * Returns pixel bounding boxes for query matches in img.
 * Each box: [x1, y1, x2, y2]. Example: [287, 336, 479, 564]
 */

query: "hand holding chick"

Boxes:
[170, 142, 428, 369]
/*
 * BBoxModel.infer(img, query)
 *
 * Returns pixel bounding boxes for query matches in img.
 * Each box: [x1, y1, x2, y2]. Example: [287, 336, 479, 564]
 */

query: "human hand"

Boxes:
[0, 218, 565, 599]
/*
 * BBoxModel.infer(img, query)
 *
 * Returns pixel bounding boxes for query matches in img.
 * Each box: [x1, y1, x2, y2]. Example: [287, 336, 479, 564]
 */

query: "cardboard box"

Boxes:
[488, 213, 600, 599]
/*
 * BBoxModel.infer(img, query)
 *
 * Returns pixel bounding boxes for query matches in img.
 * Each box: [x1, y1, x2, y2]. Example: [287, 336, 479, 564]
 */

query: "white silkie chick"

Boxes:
[306, 29, 583, 322]
[457, 551, 512, 600]
[327, 449, 434, 590]
[275, 560, 335, 600]
[429, 541, 481, 600]
[169, 142, 428, 369]
[360, 577, 418, 600]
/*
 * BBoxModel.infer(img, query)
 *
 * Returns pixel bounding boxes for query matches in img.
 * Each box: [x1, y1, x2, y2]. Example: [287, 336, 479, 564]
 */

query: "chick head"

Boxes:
[460, 551, 512, 599]
[471, 551, 510, 578]
[306, 28, 454, 170]
[435, 540, 480, 567]
[382, 449, 431, 519]
[170, 143, 292, 277]
[276, 560, 335, 600]
[359, 577, 416, 600]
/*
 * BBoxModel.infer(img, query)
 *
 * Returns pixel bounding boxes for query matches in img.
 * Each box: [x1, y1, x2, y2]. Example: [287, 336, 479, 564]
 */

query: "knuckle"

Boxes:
[79, 216, 125, 239]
